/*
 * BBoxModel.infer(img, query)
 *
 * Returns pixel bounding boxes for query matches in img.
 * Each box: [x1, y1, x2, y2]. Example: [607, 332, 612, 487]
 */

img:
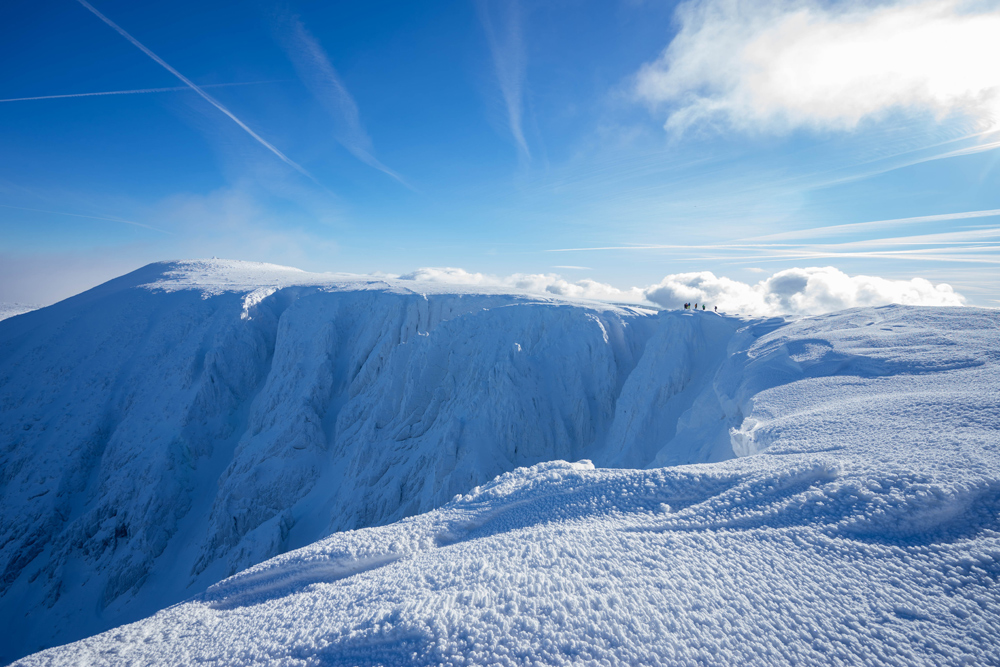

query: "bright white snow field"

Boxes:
[1, 260, 998, 665]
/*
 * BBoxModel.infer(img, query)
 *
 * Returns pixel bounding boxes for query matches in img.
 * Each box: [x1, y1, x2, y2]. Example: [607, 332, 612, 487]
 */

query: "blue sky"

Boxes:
[1, 0, 998, 307]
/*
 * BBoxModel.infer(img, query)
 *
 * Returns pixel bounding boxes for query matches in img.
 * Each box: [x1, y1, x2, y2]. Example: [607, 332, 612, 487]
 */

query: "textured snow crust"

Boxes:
[3, 260, 998, 665]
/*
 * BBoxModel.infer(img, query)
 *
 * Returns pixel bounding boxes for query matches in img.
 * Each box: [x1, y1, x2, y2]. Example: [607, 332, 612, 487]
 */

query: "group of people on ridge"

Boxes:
[683, 303, 718, 313]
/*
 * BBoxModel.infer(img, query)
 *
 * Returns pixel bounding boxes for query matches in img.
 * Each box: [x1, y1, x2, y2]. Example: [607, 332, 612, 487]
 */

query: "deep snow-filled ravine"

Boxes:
[2, 260, 998, 665]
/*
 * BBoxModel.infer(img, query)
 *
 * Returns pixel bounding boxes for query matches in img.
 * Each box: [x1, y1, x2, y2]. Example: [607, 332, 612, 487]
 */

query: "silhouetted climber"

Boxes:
[694, 303, 698, 310]
[714, 306, 718, 313]
[702, 304, 706, 310]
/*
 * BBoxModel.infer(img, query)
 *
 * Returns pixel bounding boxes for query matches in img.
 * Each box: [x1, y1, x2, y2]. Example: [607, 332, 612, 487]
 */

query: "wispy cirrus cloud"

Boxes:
[478, 0, 530, 160]
[547, 205, 1000, 272]
[548, 241, 1000, 265]
[550, 208, 1000, 256]
[0, 81, 278, 104]
[0, 203, 170, 234]
[74, 0, 323, 189]
[278, 17, 409, 187]
[636, 0, 1000, 134]
[746, 208, 1000, 241]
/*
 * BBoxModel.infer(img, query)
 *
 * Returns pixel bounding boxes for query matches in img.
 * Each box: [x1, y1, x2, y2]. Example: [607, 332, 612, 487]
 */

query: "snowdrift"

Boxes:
[2, 260, 997, 665]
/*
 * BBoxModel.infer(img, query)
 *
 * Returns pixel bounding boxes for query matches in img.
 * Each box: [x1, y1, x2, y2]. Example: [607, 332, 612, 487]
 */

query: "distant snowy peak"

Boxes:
[0, 303, 41, 321]
[147, 258, 310, 288]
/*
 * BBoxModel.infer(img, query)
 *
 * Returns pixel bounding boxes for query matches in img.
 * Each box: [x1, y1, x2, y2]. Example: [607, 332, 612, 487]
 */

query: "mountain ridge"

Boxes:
[2, 260, 748, 661]
[2, 260, 995, 664]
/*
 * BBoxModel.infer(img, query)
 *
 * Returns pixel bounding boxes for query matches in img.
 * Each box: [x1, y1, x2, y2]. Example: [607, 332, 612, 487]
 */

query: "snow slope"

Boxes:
[2, 259, 747, 662]
[0, 304, 40, 322]
[15, 303, 1000, 666]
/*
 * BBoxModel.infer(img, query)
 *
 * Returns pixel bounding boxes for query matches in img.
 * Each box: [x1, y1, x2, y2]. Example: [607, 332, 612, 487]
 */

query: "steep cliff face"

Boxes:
[0, 260, 751, 661]
[13, 294, 1000, 667]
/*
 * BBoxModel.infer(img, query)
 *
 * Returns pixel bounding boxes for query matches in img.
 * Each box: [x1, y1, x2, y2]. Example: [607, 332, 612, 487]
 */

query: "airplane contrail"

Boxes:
[0, 80, 280, 103]
[0, 204, 171, 234]
[74, 0, 323, 187]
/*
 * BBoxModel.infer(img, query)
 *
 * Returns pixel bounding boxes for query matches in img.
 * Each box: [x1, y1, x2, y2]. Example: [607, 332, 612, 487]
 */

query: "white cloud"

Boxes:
[74, 0, 321, 185]
[399, 267, 645, 302]
[635, 0, 1000, 132]
[645, 271, 764, 312]
[399, 267, 492, 285]
[402, 266, 965, 317]
[644, 267, 965, 316]
[478, 0, 530, 159]
[513, 274, 645, 302]
[280, 18, 407, 186]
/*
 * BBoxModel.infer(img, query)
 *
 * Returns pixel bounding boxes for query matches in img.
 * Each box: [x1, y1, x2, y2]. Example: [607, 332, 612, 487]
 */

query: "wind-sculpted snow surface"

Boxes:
[3, 260, 997, 665]
[21, 440, 1000, 664]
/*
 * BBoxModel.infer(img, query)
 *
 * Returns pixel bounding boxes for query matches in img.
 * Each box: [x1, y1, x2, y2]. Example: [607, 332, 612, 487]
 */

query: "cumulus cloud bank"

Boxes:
[399, 267, 645, 302]
[644, 267, 964, 317]
[635, 0, 1000, 132]
[400, 266, 965, 318]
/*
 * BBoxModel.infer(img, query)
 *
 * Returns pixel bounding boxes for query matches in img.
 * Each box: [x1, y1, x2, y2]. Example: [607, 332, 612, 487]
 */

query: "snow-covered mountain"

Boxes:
[0, 304, 40, 322]
[3, 260, 998, 665]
